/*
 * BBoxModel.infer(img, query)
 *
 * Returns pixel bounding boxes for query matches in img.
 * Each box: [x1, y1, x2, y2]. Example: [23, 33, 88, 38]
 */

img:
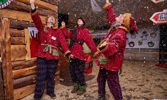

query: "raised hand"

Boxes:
[103, 0, 111, 9]
[30, 0, 36, 10]
[106, 0, 110, 3]
[30, 0, 35, 4]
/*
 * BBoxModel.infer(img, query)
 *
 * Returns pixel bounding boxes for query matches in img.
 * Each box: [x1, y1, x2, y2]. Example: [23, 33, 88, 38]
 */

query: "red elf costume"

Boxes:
[69, 18, 97, 95]
[96, 2, 138, 100]
[31, 8, 71, 100]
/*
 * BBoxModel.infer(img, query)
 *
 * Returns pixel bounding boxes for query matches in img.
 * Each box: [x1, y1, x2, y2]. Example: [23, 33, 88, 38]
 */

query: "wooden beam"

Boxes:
[12, 58, 36, 70]
[13, 75, 36, 89]
[10, 29, 25, 37]
[13, 66, 37, 79]
[11, 37, 25, 45]
[0, 9, 47, 24]
[1, 18, 14, 100]
[16, 0, 57, 12]
[24, 29, 31, 60]
[10, 19, 34, 29]
[7, 1, 56, 16]
[14, 84, 35, 100]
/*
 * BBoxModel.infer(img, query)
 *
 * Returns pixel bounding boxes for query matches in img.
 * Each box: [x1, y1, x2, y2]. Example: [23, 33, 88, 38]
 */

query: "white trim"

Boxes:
[0, 0, 14, 9]
[150, 11, 167, 24]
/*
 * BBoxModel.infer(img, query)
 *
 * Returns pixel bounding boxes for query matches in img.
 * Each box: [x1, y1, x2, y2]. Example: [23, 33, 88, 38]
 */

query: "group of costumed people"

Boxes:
[29, 0, 138, 100]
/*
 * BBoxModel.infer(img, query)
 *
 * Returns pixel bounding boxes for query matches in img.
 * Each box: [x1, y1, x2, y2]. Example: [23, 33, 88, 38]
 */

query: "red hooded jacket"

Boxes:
[96, 4, 128, 72]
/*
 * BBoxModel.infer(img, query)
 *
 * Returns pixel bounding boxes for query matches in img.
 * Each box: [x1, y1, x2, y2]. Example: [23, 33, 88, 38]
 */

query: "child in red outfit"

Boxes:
[69, 18, 97, 95]
[30, 0, 71, 100]
[96, 1, 138, 100]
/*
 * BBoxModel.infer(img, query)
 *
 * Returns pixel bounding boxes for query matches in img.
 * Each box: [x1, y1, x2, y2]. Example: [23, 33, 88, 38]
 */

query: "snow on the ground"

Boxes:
[22, 60, 167, 100]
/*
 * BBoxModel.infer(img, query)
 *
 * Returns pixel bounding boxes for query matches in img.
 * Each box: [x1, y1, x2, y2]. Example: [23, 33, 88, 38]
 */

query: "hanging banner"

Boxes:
[0, 0, 14, 9]
[28, 27, 40, 58]
[150, 10, 167, 24]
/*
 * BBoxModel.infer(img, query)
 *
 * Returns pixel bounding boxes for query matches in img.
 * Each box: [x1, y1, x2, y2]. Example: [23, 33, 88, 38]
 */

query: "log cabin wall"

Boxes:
[0, 0, 58, 100]
[0, 20, 2, 58]
[0, 61, 5, 100]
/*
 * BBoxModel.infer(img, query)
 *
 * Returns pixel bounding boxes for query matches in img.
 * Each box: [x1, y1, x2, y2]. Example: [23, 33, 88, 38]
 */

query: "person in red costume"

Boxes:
[69, 18, 97, 95]
[96, 1, 138, 100]
[30, 0, 71, 99]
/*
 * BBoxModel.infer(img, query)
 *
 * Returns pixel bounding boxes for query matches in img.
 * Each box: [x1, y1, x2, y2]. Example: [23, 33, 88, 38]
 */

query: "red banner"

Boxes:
[150, 10, 167, 24]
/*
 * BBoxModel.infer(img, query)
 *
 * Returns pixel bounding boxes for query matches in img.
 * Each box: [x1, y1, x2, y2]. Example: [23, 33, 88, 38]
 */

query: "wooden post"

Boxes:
[1, 18, 14, 100]
[0, 18, 5, 100]
[24, 29, 31, 60]
[0, 61, 5, 100]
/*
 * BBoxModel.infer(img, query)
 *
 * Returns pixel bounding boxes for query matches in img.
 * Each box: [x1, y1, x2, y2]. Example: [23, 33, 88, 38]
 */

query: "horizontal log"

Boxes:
[12, 58, 37, 69]
[13, 70, 60, 89]
[10, 29, 25, 37]
[16, 0, 57, 12]
[13, 75, 36, 89]
[10, 19, 34, 30]
[0, 9, 47, 24]
[11, 37, 25, 45]
[41, 0, 57, 5]
[14, 84, 35, 100]
[37, 8, 56, 16]
[7, 1, 31, 12]
[11, 45, 27, 61]
[13, 66, 37, 79]
[7, 1, 56, 16]
[13, 74, 60, 100]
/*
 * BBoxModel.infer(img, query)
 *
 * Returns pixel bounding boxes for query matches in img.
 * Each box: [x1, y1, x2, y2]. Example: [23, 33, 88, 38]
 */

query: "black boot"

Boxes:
[71, 83, 79, 93]
[34, 98, 41, 100]
[47, 93, 56, 99]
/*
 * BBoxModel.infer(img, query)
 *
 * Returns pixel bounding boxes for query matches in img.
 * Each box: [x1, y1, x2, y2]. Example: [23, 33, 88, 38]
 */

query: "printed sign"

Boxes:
[150, 10, 167, 24]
